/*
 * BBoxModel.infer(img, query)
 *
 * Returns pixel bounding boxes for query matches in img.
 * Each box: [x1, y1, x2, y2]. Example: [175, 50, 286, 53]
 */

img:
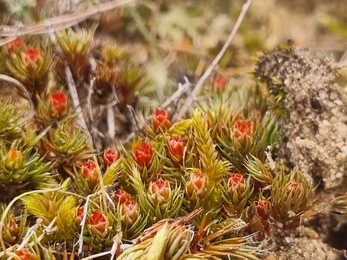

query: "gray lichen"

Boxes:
[254, 43, 347, 190]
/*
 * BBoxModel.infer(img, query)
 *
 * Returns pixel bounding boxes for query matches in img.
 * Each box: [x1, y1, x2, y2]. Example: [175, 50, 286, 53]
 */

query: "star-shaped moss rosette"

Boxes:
[165, 135, 185, 167]
[114, 189, 147, 239]
[117, 65, 145, 111]
[21, 179, 77, 242]
[55, 28, 92, 83]
[0, 100, 24, 143]
[215, 114, 276, 173]
[151, 109, 172, 135]
[269, 170, 314, 229]
[35, 91, 74, 128]
[0, 38, 22, 76]
[0, 203, 27, 247]
[120, 137, 165, 185]
[199, 83, 277, 173]
[5, 45, 52, 106]
[82, 209, 120, 251]
[222, 172, 254, 218]
[129, 165, 184, 225]
[0, 141, 54, 203]
[40, 122, 93, 176]
[72, 159, 100, 196]
[244, 154, 276, 188]
[93, 44, 125, 100]
[102, 147, 120, 169]
[1, 38, 24, 57]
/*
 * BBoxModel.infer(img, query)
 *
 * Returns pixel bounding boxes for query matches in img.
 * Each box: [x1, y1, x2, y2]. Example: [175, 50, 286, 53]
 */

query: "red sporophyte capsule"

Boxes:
[89, 211, 109, 235]
[152, 109, 171, 133]
[114, 189, 139, 226]
[233, 120, 253, 139]
[255, 199, 270, 219]
[228, 173, 246, 194]
[103, 148, 120, 168]
[22, 48, 42, 69]
[50, 92, 68, 118]
[81, 160, 97, 178]
[75, 207, 84, 230]
[186, 171, 206, 198]
[133, 142, 153, 167]
[8, 217, 19, 239]
[81, 160, 98, 190]
[168, 136, 185, 164]
[148, 179, 171, 203]
[4, 148, 23, 170]
[121, 199, 140, 225]
[76, 207, 84, 219]
[114, 189, 132, 204]
[16, 249, 38, 260]
[5, 38, 22, 54]
[286, 181, 300, 197]
[212, 73, 227, 93]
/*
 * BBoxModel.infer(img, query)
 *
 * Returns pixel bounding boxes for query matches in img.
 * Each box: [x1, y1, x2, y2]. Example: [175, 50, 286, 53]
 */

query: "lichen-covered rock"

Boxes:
[254, 43, 347, 190]
[265, 226, 339, 260]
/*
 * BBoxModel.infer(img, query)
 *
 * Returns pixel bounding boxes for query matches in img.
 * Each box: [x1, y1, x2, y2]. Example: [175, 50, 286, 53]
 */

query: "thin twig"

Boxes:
[64, 62, 91, 138]
[39, 217, 57, 237]
[17, 218, 43, 251]
[0, 0, 137, 46]
[110, 233, 122, 260]
[17, 217, 57, 252]
[75, 195, 92, 255]
[86, 77, 95, 134]
[127, 104, 141, 134]
[174, 0, 253, 121]
[107, 86, 120, 141]
[160, 76, 191, 109]
[107, 106, 116, 140]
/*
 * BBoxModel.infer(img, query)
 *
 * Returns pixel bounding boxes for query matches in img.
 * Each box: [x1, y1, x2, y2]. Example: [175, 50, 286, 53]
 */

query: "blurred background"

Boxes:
[1, 0, 347, 104]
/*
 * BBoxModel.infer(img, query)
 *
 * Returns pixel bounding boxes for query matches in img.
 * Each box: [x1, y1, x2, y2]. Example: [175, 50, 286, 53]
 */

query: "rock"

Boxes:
[254, 43, 347, 258]
[254, 43, 347, 190]
[263, 227, 340, 260]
